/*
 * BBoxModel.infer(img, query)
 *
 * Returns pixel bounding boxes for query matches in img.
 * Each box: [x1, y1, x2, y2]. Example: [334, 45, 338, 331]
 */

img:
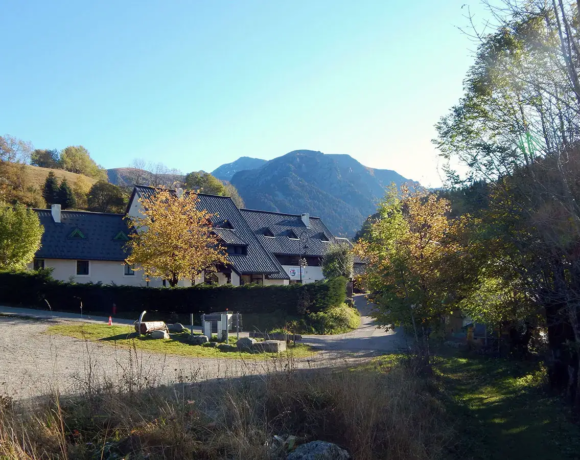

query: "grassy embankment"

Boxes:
[0, 353, 457, 460]
[432, 353, 580, 460]
[11, 163, 98, 190]
[46, 323, 316, 360]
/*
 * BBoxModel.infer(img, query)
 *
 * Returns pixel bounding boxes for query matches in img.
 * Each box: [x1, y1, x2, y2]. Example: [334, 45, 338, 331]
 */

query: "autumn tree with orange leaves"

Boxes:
[125, 188, 228, 287]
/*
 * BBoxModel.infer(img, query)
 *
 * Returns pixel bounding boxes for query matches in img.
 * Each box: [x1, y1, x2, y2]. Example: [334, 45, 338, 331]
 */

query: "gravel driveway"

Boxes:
[0, 297, 406, 402]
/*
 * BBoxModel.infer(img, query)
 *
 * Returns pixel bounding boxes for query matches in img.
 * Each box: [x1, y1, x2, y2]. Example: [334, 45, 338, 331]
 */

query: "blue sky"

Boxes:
[0, 1, 492, 187]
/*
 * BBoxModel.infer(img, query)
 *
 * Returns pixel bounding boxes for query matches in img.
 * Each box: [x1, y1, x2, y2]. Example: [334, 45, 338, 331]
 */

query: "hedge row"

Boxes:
[0, 271, 346, 316]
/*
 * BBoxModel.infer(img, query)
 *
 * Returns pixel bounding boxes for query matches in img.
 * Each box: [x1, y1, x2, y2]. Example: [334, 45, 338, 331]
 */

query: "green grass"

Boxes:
[46, 323, 317, 360]
[433, 352, 580, 460]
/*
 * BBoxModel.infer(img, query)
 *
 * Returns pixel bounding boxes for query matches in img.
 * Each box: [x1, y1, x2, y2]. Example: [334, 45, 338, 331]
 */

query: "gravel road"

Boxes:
[0, 297, 407, 402]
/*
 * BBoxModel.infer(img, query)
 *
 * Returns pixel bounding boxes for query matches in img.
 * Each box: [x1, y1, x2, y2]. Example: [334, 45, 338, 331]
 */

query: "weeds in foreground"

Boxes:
[0, 352, 458, 459]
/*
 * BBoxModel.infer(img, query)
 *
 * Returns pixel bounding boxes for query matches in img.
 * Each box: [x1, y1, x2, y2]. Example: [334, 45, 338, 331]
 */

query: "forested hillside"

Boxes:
[229, 150, 415, 236]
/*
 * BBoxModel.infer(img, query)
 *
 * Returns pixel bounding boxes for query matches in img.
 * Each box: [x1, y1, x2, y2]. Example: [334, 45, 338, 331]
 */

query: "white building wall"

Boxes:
[31, 259, 192, 287]
[263, 279, 289, 286]
[282, 265, 324, 284]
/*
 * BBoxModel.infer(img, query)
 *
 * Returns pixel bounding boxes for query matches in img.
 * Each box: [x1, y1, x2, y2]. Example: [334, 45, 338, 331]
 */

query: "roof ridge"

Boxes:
[240, 208, 321, 219]
[33, 209, 124, 217]
[135, 185, 233, 200]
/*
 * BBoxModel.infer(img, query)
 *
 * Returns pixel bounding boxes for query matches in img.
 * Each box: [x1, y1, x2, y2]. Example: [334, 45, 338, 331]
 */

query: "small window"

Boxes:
[217, 220, 234, 229]
[114, 231, 129, 241]
[263, 228, 274, 237]
[227, 245, 247, 255]
[76, 260, 90, 276]
[320, 233, 330, 242]
[124, 263, 135, 276]
[69, 228, 86, 239]
[33, 259, 45, 270]
[287, 230, 299, 240]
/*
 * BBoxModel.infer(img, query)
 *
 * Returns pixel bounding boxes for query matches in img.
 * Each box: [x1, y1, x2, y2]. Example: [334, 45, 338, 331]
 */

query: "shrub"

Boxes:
[306, 303, 361, 334]
[0, 271, 348, 318]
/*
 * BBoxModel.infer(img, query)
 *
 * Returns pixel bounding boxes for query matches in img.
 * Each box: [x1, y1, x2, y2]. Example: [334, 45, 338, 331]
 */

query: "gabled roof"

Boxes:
[131, 186, 283, 277]
[240, 209, 339, 258]
[34, 210, 129, 261]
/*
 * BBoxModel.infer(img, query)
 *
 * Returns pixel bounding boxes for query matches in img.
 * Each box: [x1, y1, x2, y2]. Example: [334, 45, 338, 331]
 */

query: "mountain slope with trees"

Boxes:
[229, 150, 415, 236]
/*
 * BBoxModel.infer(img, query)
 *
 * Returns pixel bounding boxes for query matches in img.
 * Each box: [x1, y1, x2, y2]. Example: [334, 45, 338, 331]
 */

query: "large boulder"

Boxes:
[236, 337, 256, 351]
[287, 441, 350, 460]
[188, 335, 209, 345]
[252, 340, 287, 353]
[150, 330, 169, 340]
[167, 323, 185, 333]
[218, 344, 237, 352]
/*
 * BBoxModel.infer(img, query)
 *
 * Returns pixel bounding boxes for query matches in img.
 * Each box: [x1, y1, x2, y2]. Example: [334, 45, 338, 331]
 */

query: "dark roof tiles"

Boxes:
[240, 209, 340, 257]
[35, 210, 129, 261]
[133, 186, 282, 276]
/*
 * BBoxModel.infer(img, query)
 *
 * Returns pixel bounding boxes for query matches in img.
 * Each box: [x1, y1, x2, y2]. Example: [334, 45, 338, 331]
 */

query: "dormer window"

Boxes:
[320, 233, 330, 242]
[227, 245, 247, 255]
[216, 220, 234, 229]
[287, 230, 299, 240]
[68, 228, 86, 239]
[263, 228, 274, 237]
[114, 231, 129, 241]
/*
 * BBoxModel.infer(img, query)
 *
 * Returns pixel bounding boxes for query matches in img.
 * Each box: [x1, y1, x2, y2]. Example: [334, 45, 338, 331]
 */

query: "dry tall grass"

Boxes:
[0, 348, 457, 460]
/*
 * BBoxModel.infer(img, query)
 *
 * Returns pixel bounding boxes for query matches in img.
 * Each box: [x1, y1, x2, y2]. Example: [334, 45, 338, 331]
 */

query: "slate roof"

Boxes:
[34, 210, 130, 261]
[239, 209, 339, 258]
[132, 186, 282, 277]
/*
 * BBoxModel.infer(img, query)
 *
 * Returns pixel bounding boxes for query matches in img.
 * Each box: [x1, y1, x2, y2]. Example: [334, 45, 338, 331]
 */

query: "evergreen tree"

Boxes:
[42, 171, 59, 207]
[57, 179, 76, 209]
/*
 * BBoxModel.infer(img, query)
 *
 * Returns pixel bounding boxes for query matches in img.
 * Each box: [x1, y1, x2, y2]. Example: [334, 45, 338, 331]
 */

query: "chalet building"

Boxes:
[30, 185, 360, 287]
[240, 209, 338, 284]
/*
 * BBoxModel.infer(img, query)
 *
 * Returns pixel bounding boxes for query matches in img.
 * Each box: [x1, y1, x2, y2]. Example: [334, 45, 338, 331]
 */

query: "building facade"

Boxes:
[31, 186, 359, 287]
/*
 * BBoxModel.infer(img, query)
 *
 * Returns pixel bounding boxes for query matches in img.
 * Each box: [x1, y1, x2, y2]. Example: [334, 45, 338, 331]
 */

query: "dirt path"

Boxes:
[301, 295, 408, 353]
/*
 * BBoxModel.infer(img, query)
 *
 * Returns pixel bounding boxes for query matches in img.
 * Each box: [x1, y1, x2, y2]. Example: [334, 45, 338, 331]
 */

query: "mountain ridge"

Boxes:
[228, 150, 416, 236]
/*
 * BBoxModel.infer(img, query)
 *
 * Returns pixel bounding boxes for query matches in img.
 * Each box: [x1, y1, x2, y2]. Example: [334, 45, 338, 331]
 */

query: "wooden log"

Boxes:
[135, 321, 167, 335]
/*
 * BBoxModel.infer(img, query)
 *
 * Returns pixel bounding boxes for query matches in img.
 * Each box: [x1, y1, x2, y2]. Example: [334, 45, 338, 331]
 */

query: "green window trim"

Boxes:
[68, 228, 86, 239]
[114, 231, 129, 241]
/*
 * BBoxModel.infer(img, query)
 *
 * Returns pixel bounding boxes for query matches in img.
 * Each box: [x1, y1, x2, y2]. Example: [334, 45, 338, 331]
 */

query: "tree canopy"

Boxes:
[322, 243, 354, 279]
[87, 181, 126, 213]
[31, 149, 60, 169]
[59, 146, 108, 181]
[125, 188, 228, 287]
[184, 171, 245, 207]
[0, 203, 44, 271]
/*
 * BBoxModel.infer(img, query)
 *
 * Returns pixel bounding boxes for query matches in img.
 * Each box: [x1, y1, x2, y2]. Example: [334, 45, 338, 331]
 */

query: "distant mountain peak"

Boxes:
[212, 157, 267, 181]
[223, 150, 418, 236]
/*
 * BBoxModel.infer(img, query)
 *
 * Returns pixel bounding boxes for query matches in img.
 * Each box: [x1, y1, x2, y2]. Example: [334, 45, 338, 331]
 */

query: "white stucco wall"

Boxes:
[263, 279, 289, 286]
[282, 265, 324, 284]
[30, 259, 192, 287]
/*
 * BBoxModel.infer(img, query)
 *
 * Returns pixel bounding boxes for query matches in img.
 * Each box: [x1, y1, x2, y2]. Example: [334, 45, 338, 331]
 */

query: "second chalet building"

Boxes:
[30, 185, 359, 287]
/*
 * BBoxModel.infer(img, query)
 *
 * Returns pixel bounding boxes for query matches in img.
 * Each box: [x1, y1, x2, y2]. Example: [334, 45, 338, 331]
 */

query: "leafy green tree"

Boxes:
[59, 146, 107, 181]
[434, 1, 580, 403]
[57, 179, 76, 209]
[31, 149, 60, 169]
[42, 171, 60, 206]
[0, 135, 32, 163]
[87, 181, 126, 213]
[0, 203, 44, 270]
[184, 171, 227, 196]
[224, 182, 245, 208]
[185, 171, 245, 207]
[322, 243, 354, 279]
[355, 187, 471, 350]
